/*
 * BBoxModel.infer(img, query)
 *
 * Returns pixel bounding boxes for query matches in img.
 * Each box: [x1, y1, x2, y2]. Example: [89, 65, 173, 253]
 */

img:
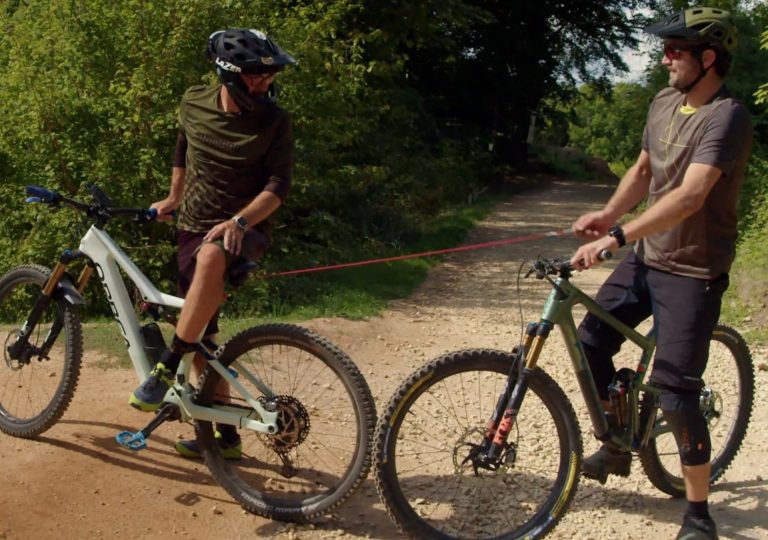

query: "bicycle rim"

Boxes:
[0, 265, 82, 438]
[639, 324, 754, 497]
[196, 323, 375, 522]
[374, 349, 582, 540]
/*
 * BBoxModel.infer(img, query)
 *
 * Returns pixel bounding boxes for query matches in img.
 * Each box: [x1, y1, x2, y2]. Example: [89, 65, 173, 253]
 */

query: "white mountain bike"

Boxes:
[0, 184, 376, 522]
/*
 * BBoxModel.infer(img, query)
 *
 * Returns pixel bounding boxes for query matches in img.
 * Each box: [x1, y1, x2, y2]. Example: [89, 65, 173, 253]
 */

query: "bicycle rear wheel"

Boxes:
[0, 265, 82, 437]
[374, 349, 583, 540]
[639, 324, 754, 497]
[195, 323, 376, 522]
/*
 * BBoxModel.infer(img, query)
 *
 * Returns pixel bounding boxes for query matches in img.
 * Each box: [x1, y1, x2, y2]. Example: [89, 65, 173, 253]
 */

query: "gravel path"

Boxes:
[1, 179, 765, 540]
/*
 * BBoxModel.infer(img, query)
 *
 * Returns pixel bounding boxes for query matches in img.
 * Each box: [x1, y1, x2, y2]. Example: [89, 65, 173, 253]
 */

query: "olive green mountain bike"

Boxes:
[374, 255, 753, 539]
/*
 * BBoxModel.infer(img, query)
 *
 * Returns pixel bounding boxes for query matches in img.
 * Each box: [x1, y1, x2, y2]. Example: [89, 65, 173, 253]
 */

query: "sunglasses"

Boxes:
[663, 43, 708, 60]
[242, 71, 277, 81]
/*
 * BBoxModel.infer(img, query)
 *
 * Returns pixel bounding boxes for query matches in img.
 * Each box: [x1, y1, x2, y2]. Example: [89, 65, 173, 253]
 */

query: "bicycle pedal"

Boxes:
[116, 430, 147, 451]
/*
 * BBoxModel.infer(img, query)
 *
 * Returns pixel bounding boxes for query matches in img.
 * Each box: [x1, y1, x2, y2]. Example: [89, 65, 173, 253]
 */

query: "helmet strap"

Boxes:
[225, 80, 258, 112]
[680, 55, 709, 94]
[216, 66, 257, 113]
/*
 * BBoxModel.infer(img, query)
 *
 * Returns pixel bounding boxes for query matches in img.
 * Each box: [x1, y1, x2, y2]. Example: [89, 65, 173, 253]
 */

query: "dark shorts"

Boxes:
[177, 228, 270, 336]
[578, 251, 729, 394]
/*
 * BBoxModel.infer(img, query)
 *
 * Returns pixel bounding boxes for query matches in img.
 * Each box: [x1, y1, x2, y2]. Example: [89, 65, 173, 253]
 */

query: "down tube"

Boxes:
[558, 314, 611, 439]
[79, 228, 153, 381]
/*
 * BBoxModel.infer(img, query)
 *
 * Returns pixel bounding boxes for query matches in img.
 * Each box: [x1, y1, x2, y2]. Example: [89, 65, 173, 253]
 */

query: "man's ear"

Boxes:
[701, 48, 717, 70]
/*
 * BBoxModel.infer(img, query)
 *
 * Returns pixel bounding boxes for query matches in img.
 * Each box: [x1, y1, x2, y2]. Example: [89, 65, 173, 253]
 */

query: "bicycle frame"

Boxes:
[73, 224, 278, 433]
[533, 275, 658, 446]
[488, 270, 670, 461]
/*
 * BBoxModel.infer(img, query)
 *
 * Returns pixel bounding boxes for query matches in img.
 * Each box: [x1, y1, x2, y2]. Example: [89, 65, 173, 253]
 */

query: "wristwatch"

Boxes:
[608, 225, 626, 248]
[232, 215, 248, 232]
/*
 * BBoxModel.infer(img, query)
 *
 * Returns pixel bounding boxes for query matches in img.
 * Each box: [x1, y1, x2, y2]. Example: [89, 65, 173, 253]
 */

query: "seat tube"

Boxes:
[560, 315, 610, 438]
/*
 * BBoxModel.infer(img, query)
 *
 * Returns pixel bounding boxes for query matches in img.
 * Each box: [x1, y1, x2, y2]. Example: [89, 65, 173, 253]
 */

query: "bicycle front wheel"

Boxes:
[374, 349, 583, 540]
[639, 324, 754, 497]
[0, 265, 82, 438]
[195, 323, 376, 522]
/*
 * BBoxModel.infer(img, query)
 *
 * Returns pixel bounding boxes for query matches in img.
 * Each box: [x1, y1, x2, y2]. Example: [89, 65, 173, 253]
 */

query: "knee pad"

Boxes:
[660, 391, 711, 466]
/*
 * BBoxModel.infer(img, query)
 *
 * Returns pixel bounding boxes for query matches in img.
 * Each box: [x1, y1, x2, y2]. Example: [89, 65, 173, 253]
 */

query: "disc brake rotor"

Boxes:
[258, 395, 311, 453]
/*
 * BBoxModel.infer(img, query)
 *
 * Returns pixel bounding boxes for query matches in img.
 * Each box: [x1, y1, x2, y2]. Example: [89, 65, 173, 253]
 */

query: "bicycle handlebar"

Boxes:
[528, 249, 613, 279]
[25, 185, 158, 224]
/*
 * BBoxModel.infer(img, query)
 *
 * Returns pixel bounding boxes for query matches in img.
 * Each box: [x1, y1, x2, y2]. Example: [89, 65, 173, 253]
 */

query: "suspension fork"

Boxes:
[485, 321, 551, 461]
[7, 250, 89, 361]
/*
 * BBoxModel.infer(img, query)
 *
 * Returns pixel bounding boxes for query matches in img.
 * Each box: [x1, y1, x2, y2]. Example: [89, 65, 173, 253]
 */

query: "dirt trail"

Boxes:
[1, 179, 765, 540]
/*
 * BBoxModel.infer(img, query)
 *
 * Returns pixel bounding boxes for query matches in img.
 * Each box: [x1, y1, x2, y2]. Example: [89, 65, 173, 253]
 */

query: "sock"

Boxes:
[686, 499, 710, 521]
[158, 334, 197, 373]
[217, 424, 238, 443]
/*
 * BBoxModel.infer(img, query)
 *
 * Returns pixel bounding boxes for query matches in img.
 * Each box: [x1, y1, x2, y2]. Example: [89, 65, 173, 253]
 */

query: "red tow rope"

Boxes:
[268, 228, 571, 278]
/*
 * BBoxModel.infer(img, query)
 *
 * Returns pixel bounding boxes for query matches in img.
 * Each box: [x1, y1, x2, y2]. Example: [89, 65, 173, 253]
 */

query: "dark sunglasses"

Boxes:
[663, 43, 707, 60]
[242, 71, 277, 81]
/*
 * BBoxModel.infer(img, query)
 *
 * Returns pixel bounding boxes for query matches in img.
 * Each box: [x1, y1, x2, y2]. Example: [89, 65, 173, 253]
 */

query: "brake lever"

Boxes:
[85, 183, 113, 207]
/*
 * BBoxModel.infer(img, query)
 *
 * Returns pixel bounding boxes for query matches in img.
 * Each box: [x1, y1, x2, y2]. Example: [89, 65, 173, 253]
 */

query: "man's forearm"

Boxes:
[237, 191, 282, 228]
[623, 187, 700, 243]
[169, 167, 186, 203]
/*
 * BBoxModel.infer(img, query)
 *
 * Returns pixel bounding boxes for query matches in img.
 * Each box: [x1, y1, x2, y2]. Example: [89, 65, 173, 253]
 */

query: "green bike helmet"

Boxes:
[645, 7, 737, 54]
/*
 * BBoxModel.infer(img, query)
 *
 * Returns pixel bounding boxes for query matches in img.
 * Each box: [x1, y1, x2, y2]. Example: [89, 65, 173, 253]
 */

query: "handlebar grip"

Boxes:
[598, 249, 613, 261]
[25, 185, 61, 204]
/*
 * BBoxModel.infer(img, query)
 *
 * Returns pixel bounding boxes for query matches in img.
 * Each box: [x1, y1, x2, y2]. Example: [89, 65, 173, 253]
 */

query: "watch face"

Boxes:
[234, 216, 247, 229]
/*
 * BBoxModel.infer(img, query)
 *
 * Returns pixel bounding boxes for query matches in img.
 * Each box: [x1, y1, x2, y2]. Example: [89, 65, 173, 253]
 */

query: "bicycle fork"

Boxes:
[7, 251, 90, 365]
[472, 322, 550, 471]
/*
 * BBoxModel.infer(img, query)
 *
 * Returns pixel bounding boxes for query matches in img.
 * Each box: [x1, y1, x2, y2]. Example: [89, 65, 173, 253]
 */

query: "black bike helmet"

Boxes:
[645, 7, 737, 54]
[207, 28, 296, 112]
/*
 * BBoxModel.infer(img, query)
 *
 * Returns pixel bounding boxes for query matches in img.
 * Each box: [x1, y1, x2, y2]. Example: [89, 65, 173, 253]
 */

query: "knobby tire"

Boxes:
[374, 349, 583, 540]
[195, 323, 376, 522]
[0, 265, 82, 438]
[639, 324, 754, 497]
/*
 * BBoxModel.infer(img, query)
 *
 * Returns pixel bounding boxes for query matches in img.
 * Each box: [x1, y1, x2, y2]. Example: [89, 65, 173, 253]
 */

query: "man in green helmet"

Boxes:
[570, 7, 752, 540]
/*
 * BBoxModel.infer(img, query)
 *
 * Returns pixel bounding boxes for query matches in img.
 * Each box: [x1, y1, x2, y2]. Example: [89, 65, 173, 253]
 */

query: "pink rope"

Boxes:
[268, 228, 571, 278]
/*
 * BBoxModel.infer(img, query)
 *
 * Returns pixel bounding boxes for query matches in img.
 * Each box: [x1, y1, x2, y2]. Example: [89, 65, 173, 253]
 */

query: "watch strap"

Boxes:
[608, 225, 626, 248]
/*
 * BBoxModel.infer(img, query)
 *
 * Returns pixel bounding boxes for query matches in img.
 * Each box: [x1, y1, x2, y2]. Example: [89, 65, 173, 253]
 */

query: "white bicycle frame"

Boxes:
[78, 225, 278, 434]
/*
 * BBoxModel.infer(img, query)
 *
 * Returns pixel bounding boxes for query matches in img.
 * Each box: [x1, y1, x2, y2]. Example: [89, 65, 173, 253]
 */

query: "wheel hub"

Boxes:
[453, 427, 514, 475]
[700, 387, 722, 427]
[3, 331, 27, 370]
[258, 395, 311, 453]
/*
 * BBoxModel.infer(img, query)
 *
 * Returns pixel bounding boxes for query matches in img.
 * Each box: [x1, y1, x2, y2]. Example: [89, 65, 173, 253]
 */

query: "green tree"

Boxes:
[371, 0, 658, 165]
[569, 82, 656, 176]
[0, 0, 487, 315]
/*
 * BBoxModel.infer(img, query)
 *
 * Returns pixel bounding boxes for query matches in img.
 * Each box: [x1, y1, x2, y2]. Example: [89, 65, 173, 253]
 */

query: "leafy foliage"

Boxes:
[0, 0, 488, 316]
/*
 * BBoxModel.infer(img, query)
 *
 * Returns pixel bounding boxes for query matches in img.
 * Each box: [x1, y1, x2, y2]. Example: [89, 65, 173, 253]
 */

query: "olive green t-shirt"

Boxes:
[177, 85, 293, 233]
[637, 86, 752, 279]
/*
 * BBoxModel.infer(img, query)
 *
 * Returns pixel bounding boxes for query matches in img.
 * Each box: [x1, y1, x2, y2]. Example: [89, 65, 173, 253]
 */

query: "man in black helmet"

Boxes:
[129, 28, 296, 460]
[569, 7, 752, 540]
